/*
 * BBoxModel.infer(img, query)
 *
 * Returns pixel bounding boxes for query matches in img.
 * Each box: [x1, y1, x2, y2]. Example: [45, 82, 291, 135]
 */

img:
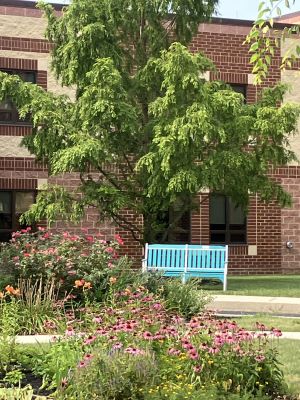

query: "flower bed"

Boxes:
[0, 230, 292, 399]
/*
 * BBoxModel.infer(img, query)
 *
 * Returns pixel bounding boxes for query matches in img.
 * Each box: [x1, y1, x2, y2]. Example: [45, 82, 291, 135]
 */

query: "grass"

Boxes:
[275, 339, 300, 397]
[227, 314, 300, 333]
[200, 275, 300, 297]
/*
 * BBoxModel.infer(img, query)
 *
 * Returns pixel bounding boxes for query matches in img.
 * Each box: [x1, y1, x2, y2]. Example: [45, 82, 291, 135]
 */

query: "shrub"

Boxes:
[155, 277, 211, 318]
[0, 229, 132, 300]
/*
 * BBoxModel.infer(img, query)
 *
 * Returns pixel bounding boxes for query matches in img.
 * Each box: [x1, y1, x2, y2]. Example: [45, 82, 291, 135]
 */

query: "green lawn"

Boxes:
[276, 339, 300, 397]
[227, 314, 300, 333]
[200, 275, 300, 297]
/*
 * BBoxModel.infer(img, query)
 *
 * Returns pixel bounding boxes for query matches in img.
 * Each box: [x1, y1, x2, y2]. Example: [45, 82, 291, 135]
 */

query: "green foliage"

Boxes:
[68, 349, 159, 399]
[0, 296, 20, 373]
[154, 277, 211, 318]
[245, 0, 299, 84]
[0, 386, 35, 400]
[0, 0, 298, 243]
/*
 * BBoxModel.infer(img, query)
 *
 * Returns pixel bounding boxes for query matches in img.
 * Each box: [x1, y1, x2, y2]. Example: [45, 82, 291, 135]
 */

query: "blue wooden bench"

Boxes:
[142, 244, 228, 291]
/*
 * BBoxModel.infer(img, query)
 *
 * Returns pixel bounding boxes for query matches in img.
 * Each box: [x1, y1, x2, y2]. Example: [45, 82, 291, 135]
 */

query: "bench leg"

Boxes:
[182, 274, 187, 284]
[223, 276, 227, 291]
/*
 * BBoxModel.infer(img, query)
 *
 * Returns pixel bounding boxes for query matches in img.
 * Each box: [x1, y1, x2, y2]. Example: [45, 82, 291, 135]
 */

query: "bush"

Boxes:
[0, 229, 132, 301]
[156, 277, 211, 318]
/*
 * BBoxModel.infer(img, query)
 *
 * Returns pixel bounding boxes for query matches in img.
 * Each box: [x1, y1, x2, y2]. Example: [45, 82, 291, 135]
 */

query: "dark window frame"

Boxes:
[210, 194, 247, 245]
[0, 69, 36, 125]
[0, 190, 36, 242]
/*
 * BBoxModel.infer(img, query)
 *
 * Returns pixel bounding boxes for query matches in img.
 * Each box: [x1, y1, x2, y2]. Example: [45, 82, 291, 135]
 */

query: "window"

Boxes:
[0, 191, 35, 242]
[155, 199, 191, 244]
[210, 194, 246, 244]
[230, 84, 247, 102]
[0, 69, 36, 124]
[168, 202, 191, 243]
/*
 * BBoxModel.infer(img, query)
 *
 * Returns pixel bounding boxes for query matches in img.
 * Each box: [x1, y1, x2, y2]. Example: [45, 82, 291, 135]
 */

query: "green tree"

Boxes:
[0, 0, 299, 244]
[246, 0, 299, 84]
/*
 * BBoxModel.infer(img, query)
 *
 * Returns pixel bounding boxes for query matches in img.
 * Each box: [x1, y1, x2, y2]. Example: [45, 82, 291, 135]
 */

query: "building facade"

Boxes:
[0, 0, 300, 275]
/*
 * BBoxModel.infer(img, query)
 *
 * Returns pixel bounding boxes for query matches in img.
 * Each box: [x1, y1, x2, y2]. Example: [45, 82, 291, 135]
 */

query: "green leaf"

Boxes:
[249, 42, 259, 52]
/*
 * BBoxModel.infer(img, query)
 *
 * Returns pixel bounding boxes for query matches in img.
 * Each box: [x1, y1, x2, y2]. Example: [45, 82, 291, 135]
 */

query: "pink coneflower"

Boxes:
[113, 342, 123, 350]
[271, 328, 282, 337]
[255, 355, 266, 362]
[256, 322, 267, 331]
[65, 327, 75, 337]
[43, 320, 57, 330]
[193, 364, 203, 373]
[188, 349, 199, 360]
[152, 302, 163, 311]
[143, 331, 153, 340]
[84, 353, 94, 361]
[208, 346, 220, 354]
[125, 347, 143, 355]
[84, 335, 97, 345]
[92, 316, 102, 324]
[61, 377, 68, 388]
[78, 361, 87, 368]
[96, 328, 108, 335]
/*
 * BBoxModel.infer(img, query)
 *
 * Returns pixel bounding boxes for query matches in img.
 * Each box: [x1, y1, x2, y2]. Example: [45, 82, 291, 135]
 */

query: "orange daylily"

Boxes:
[83, 282, 92, 289]
[5, 285, 20, 296]
[74, 279, 85, 288]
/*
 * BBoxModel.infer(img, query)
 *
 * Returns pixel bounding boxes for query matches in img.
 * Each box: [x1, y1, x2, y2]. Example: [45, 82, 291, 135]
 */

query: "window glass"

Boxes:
[168, 198, 190, 243]
[15, 192, 35, 214]
[154, 199, 191, 244]
[0, 192, 12, 229]
[210, 194, 225, 227]
[0, 99, 14, 121]
[228, 198, 245, 227]
[210, 194, 246, 244]
[0, 191, 35, 241]
[230, 84, 247, 102]
[0, 69, 36, 123]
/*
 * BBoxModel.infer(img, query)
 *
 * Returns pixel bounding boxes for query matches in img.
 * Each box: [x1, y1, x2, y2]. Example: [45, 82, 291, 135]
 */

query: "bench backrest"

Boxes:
[145, 244, 228, 271]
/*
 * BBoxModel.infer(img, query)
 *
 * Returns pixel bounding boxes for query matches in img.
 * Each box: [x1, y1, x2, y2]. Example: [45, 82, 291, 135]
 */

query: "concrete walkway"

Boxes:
[14, 331, 300, 344]
[208, 295, 300, 316]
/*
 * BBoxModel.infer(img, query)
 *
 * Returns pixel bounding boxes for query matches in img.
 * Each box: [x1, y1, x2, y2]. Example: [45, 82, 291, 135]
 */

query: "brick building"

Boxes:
[0, 0, 300, 275]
